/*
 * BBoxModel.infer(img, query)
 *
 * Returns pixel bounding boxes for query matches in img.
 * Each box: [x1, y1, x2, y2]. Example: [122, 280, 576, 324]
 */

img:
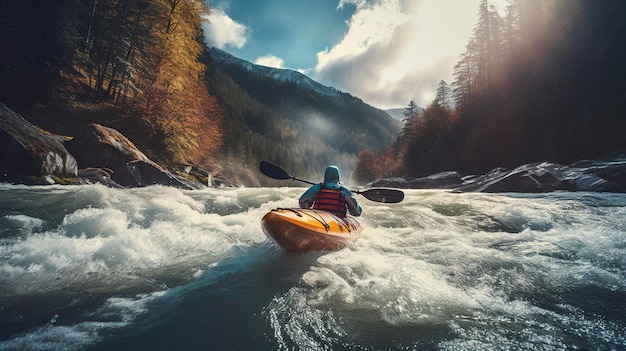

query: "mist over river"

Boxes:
[0, 184, 625, 350]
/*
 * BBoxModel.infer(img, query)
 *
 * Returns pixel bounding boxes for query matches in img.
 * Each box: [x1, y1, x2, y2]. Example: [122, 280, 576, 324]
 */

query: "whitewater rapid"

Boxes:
[0, 184, 625, 350]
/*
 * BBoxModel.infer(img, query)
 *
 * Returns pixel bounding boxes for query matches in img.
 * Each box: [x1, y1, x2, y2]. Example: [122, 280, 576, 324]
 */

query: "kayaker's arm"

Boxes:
[299, 183, 321, 209]
[343, 188, 362, 217]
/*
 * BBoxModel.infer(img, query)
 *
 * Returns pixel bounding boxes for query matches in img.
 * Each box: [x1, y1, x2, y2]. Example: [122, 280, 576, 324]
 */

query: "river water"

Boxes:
[0, 184, 625, 350]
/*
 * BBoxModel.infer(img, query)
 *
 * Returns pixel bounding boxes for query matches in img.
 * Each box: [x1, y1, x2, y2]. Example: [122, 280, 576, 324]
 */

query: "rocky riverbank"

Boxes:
[0, 103, 236, 189]
[3, 102, 626, 193]
[370, 155, 626, 193]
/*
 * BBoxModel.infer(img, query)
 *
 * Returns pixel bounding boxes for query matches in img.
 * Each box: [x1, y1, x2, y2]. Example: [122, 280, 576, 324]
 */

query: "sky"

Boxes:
[203, 0, 508, 110]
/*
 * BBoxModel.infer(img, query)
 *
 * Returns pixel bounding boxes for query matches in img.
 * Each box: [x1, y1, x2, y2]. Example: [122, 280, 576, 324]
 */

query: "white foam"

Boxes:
[0, 185, 287, 297]
[289, 190, 626, 333]
[1, 214, 45, 235]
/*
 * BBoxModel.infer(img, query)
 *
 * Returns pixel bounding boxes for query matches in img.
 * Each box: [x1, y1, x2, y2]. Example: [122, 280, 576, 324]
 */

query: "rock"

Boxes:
[65, 123, 202, 189]
[211, 176, 241, 188]
[78, 168, 123, 188]
[0, 102, 78, 184]
[457, 162, 576, 193]
[369, 171, 463, 189]
[368, 177, 413, 188]
[370, 155, 626, 193]
[413, 171, 463, 189]
[569, 155, 626, 192]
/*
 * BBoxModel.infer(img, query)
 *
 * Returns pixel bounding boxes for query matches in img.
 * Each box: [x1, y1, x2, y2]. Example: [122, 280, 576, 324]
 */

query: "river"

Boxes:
[1, 184, 625, 350]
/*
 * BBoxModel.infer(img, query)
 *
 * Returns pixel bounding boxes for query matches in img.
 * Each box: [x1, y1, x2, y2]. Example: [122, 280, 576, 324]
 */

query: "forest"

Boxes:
[353, 0, 626, 183]
[0, 0, 223, 176]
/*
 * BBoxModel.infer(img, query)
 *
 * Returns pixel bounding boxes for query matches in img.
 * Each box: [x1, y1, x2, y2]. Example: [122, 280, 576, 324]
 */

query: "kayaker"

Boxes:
[299, 166, 362, 218]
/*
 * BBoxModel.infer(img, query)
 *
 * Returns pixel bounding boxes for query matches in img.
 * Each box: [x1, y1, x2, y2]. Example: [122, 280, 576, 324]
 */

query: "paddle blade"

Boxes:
[358, 188, 404, 203]
[259, 161, 293, 180]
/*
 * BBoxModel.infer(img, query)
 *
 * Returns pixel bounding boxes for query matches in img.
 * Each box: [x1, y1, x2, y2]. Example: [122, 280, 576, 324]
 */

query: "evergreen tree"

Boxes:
[403, 100, 420, 120]
[434, 80, 453, 109]
[399, 100, 420, 144]
[452, 0, 504, 108]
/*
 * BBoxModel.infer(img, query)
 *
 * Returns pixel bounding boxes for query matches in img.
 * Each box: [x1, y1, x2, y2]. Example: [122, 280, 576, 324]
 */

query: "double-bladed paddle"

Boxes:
[259, 161, 404, 203]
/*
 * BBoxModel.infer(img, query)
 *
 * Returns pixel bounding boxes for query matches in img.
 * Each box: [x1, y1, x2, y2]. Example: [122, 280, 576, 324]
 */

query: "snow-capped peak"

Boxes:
[208, 47, 341, 99]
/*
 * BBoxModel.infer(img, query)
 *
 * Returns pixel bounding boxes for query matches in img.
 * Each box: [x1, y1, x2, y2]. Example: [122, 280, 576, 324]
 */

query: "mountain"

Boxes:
[205, 47, 401, 185]
[208, 48, 340, 100]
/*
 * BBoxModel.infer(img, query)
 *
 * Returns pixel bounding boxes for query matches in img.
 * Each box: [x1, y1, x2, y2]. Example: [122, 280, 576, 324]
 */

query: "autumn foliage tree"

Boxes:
[1, 0, 222, 168]
[131, 0, 221, 165]
[352, 150, 379, 184]
[80, 0, 222, 165]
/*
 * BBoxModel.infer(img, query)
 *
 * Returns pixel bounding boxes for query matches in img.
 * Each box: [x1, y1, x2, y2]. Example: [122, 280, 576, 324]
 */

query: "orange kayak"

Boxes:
[261, 208, 362, 253]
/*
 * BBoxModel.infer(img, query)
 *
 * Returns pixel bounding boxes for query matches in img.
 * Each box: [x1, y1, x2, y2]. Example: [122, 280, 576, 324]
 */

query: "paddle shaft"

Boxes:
[291, 176, 314, 186]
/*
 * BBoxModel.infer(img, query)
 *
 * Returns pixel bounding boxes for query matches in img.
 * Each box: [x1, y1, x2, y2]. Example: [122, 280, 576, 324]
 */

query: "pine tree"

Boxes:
[403, 100, 420, 123]
[434, 80, 453, 109]
[451, 0, 505, 108]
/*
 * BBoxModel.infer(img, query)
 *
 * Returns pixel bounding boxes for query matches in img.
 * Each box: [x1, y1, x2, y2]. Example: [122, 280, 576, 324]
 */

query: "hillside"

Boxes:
[205, 47, 401, 185]
[0, 0, 223, 177]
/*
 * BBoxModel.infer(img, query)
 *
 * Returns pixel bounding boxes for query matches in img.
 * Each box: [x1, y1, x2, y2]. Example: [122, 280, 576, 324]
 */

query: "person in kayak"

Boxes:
[299, 166, 362, 218]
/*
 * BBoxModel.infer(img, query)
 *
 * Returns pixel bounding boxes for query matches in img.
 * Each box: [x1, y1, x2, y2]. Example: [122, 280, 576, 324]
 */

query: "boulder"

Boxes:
[369, 171, 463, 189]
[77, 168, 123, 188]
[0, 103, 77, 184]
[65, 123, 201, 189]
[458, 162, 577, 193]
[569, 155, 626, 192]
[369, 155, 626, 193]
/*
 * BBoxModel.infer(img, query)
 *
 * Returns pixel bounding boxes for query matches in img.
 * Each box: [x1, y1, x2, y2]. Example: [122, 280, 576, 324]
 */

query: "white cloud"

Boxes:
[317, 0, 411, 71]
[313, 0, 497, 109]
[202, 8, 248, 49]
[254, 54, 285, 68]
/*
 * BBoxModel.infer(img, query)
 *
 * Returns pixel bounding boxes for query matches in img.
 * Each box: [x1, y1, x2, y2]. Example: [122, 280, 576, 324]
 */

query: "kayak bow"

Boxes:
[261, 208, 361, 253]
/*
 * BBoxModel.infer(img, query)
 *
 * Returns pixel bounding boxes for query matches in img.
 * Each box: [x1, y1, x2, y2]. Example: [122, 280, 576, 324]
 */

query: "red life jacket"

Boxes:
[313, 186, 346, 218]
